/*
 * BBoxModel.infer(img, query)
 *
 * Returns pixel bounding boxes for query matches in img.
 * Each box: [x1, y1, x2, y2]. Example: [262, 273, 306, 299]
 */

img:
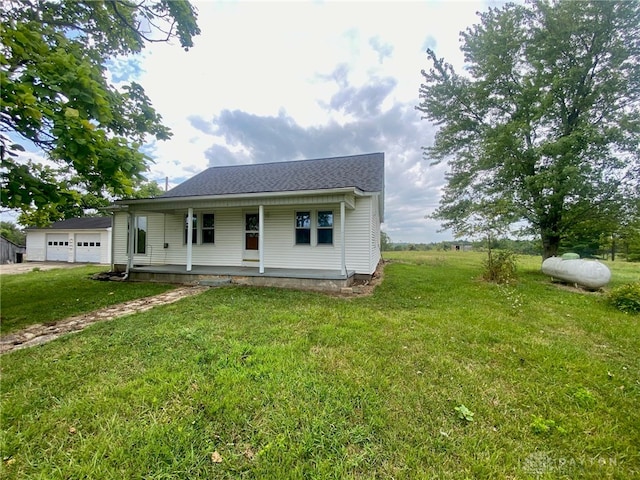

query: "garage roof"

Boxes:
[48, 217, 112, 229]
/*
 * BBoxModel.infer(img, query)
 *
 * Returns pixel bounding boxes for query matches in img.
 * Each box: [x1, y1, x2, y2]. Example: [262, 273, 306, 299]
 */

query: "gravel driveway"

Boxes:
[0, 262, 108, 275]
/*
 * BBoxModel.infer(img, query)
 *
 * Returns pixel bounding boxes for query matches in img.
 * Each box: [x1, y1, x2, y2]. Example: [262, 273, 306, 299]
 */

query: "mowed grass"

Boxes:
[0, 266, 175, 334]
[1, 252, 639, 479]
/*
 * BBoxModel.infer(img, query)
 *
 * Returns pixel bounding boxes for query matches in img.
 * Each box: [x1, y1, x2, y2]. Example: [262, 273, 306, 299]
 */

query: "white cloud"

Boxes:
[2, 0, 497, 242]
[131, 1, 500, 242]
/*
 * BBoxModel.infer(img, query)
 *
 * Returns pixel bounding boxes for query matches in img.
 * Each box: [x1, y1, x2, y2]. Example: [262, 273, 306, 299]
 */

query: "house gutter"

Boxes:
[111, 187, 369, 207]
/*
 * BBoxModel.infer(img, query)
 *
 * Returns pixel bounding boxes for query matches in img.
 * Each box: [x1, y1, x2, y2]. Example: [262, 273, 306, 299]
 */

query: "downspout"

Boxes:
[110, 213, 115, 273]
[340, 201, 347, 277]
[187, 208, 193, 271]
[125, 211, 135, 280]
[259, 204, 264, 274]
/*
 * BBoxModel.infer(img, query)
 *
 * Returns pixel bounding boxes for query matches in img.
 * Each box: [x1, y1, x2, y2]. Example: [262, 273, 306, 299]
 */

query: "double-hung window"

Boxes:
[295, 211, 311, 245]
[317, 211, 333, 244]
[184, 213, 215, 244]
[202, 213, 215, 244]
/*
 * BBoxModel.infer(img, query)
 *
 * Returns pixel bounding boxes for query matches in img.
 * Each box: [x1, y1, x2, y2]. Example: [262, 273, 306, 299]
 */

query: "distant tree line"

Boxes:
[381, 232, 640, 262]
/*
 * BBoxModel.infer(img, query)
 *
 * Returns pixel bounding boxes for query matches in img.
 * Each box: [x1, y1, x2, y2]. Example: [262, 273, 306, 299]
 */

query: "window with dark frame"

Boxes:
[295, 211, 311, 244]
[317, 211, 333, 244]
[202, 213, 215, 244]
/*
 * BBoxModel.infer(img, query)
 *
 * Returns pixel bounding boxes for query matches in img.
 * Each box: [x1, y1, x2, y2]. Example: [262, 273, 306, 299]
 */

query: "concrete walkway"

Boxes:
[0, 286, 208, 355]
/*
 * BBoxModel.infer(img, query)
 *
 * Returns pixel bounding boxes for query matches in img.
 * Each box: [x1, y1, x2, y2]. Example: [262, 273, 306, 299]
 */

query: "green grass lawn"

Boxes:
[1, 252, 638, 479]
[0, 266, 176, 334]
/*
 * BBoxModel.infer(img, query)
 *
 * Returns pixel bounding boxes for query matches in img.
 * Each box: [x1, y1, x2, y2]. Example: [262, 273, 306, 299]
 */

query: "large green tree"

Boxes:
[17, 179, 165, 227]
[0, 221, 25, 245]
[0, 0, 199, 215]
[417, 0, 640, 259]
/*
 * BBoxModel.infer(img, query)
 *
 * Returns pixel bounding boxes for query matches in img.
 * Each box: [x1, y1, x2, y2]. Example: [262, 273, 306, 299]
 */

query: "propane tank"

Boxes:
[541, 257, 611, 289]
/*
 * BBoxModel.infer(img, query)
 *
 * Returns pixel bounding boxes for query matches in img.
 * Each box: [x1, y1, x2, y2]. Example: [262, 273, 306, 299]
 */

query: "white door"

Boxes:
[75, 234, 102, 263]
[46, 234, 69, 261]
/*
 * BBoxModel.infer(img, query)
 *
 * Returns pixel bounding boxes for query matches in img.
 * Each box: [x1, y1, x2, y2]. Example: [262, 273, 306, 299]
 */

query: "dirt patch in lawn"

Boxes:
[0, 286, 208, 354]
[337, 259, 386, 297]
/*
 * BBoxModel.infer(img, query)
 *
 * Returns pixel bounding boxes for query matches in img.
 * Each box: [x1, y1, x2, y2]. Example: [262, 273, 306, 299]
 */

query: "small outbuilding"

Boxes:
[0, 236, 26, 264]
[26, 217, 112, 264]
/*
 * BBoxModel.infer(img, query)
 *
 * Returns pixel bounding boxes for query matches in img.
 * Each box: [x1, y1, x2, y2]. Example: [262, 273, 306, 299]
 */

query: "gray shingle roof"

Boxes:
[161, 153, 384, 198]
[49, 217, 112, 229]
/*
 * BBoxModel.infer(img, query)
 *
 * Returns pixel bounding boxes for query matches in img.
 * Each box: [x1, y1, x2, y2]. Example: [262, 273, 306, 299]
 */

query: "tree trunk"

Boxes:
[541, 232, 561, 259]
[611, 235, 616, 262]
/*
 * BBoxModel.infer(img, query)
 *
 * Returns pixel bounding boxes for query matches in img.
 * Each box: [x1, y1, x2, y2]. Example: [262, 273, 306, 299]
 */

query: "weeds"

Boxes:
[482, 250, 517, 284]
[530, 416, 566, 435]
[454, 405, 475, 422]
[608, 282, 640, 314]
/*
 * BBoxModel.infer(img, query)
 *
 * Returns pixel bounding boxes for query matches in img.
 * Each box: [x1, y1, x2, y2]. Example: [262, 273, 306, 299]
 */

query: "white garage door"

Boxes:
[46, 234, 70, 261]
[75, 234, 102, 263]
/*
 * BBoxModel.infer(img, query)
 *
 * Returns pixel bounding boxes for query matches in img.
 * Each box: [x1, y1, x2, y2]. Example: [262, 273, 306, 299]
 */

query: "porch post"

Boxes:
[340, 201, 347, 277]
[186, 207, 193, 272]
[259, 204, 264, 274]
[127, 211, 134, 273]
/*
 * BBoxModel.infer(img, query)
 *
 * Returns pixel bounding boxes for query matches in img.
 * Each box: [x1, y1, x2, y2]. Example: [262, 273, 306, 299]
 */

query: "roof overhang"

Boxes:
[109, 187, 378, 212]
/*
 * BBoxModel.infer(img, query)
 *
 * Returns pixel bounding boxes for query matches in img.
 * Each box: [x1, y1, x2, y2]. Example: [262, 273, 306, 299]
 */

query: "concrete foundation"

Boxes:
[122, 264, 356, 292]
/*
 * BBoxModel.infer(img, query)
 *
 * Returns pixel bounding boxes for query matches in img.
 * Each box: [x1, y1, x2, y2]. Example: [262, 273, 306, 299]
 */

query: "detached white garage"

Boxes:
[26, 217, 112, 264]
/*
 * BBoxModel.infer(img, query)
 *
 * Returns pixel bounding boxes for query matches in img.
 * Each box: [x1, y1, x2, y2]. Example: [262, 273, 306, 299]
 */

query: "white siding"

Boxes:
[370, 195, 382, 271]
[114, 210, 246, 267]
[262, 206, 342, 270]
[113, 211, 166, 266]
[26, 231, 46, 261]
[113, 212, 129, 265]
[113, 196, 381, 275]
[103, 229, 112, 264]
[345, 196, 376, 274]
[165, 209, 244, 267]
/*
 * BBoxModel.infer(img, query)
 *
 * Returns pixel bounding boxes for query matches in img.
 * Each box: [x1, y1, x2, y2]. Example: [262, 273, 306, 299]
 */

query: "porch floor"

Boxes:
[128, 264, 355, 291]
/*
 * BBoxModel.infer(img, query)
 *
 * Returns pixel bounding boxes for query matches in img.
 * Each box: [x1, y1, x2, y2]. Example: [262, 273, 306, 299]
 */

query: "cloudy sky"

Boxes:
[28, 1, 506, 242]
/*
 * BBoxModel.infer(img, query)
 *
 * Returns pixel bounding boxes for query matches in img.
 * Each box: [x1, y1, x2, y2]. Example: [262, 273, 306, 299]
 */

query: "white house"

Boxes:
[110, 153, 385, 290]
[26, 217, 112, 264]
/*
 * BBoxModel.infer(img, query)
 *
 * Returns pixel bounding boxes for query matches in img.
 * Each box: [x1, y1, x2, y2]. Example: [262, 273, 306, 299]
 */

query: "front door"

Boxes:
[244, 213, 259, 261]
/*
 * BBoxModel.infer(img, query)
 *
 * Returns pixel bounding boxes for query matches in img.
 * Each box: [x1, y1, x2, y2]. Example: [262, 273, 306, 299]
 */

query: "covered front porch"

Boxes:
[127, 264, 356, 292]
